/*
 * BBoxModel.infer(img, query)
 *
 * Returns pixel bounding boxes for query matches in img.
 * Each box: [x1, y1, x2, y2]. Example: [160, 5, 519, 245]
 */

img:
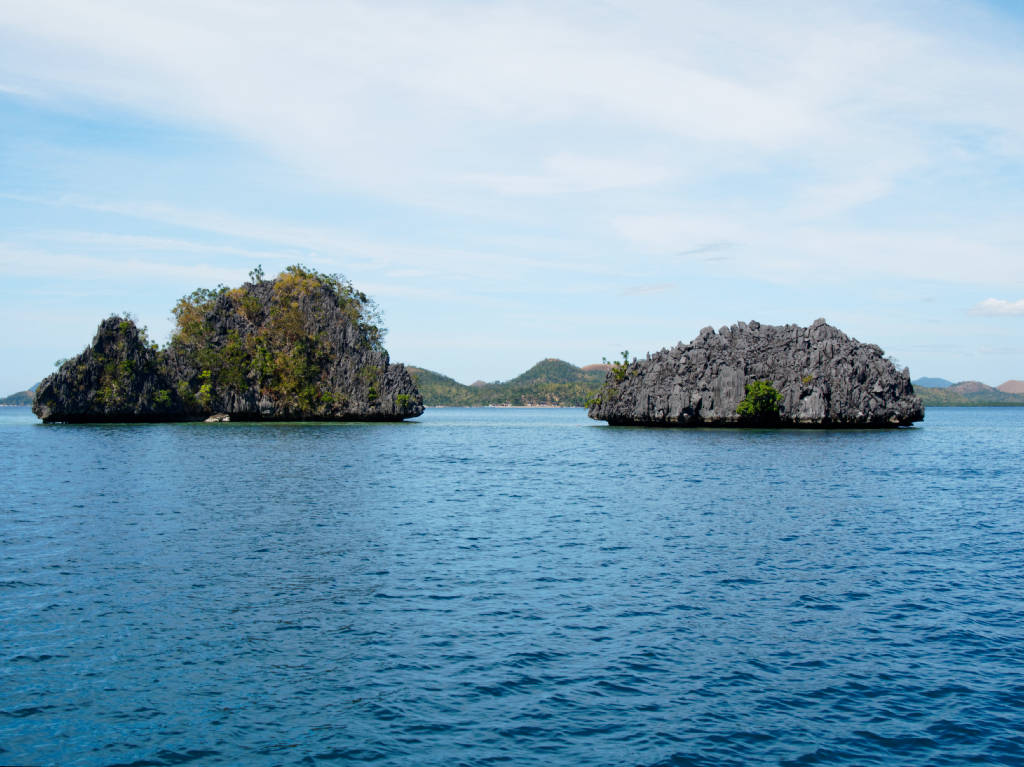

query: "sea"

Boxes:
[1, 405, 1022, 766]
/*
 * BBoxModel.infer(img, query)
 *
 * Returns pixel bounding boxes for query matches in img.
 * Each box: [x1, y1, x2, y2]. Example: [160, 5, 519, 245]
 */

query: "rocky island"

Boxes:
[33, 266, 424, 423]
[588, 319, 924, 427]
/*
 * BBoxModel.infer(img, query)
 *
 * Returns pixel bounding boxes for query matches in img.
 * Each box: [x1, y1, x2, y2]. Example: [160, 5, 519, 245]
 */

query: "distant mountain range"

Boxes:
[411, 366, 1024, 408]
[7, 371, 1024, 409]
[914, 379, 1024, 406]
[0, 382, 38, 406]
[912, 377, 953, 388]
[7, 363, 608, 409]
[408, 359, 609, 406]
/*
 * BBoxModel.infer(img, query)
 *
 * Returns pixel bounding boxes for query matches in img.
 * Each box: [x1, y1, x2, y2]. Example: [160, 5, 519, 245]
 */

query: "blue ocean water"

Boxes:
[1, 405, 1022, 766]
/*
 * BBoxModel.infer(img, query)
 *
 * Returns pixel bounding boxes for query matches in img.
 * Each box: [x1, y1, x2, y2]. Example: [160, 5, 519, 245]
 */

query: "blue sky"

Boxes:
[1, 0, 1023, 393]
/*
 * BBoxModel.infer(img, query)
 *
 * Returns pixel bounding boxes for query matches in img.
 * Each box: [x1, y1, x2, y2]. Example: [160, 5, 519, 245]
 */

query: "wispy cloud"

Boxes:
[970, 298, 1024, 316]
[611, 208, 1024, 286]
[677, 242, 736, 261]
[1, 1, 1023, 389]
[464, 153, 670, 196]
[0, 240, 247, 286]
[34, 230, 301, 263]
[0, 82, 34, 96]
[1, 193, 645, 298]
[620, 283, 676, 296]
[2, 0, 1022, 211]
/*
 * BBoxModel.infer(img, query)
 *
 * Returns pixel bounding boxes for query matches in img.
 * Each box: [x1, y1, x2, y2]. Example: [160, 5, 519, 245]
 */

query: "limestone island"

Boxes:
[33, 266, 424, 423]
[587, 319, 924, 427]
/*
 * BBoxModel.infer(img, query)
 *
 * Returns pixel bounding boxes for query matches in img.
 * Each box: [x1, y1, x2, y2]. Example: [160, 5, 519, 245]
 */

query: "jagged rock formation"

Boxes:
[33, 266, 424, 423]
[587, 319, 924, 427]
[33, 317, 178, 422]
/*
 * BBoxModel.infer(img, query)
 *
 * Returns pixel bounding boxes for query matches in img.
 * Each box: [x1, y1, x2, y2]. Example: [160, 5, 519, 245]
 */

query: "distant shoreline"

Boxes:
[14, 396, 1023, 410]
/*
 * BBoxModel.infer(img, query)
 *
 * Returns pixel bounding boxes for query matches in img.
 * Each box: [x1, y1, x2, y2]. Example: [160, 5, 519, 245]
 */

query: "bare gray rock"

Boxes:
[587, 319, 924, 427]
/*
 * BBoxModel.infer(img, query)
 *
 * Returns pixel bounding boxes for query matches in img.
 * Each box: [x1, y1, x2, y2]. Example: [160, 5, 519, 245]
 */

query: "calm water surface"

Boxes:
[1, 406, 1022, 766]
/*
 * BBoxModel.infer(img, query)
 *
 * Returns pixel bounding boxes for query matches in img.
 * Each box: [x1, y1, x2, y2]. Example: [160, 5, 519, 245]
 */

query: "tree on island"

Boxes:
[736, 380, 782, 422]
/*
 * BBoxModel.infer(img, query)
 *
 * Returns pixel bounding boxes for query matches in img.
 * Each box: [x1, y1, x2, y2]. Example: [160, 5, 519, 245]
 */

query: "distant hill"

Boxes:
[998, 380, 1024, 395]
[405, 368, 483, 406]
[916, 382, 1024, 407]
[413, 362, 1024, 408]
[409, 359, 607, 407]
[1, 382, 40, 406]
[913, 377, 953, 389]
[0, 390, 34, 406]
[507, 358, 605, 386]
[947, 381, 995, 395]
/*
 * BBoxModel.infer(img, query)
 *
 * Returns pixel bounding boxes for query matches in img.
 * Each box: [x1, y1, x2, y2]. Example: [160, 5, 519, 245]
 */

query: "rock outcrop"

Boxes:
[33, 266, 424, 423]
[33, 317, 181, 423]
[587, 319, 923, 427]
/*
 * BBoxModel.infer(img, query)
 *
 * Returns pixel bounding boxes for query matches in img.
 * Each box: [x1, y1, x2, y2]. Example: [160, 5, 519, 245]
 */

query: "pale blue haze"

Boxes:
[2, 407, 1023, 765]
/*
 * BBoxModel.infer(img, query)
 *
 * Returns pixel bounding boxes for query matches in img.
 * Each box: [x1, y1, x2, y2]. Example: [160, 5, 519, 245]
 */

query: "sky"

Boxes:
[1, 0, 1022, 393]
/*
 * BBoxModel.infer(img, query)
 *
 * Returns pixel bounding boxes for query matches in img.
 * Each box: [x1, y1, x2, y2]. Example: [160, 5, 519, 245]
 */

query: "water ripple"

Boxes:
[1, 406, 1023, 765]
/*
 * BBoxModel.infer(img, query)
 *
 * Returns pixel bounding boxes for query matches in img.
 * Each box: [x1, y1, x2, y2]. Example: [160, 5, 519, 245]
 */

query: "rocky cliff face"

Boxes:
[33, 317, 181, 423]
[587, 319, 924, 427]
[33, 267, 424, 423]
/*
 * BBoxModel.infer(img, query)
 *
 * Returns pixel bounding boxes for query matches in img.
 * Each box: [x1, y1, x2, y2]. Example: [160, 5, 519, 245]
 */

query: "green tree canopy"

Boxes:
[736, 380, 782, 420]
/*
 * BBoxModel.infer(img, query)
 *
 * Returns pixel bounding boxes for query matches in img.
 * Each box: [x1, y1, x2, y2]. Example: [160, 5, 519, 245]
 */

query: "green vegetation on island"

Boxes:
[912, 377, 953, 389]
[0, 390, 34, 406]
[588, 320, 924, 427]
[736, 380, 782, 420]
[409, 358, 609, 407]
[33, 265, 423, 422]
[0, 383, 39, 406]
[915, 384, 1024, 407]
[168, 265, 389, 413]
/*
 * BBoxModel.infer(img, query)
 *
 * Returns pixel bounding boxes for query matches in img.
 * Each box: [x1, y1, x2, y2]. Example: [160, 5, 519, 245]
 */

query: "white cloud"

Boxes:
[1, 192, 632, 289]
[0, 243, 245, 285]
[790, 175, 899, 220]
[620, 283, 675, 296]
[613, 213, 747, 255]
[2, 0, 1024, 392]
[611, 207, 1024, 287]
[0, 81, 33, 96]
[464, 153, 670, 196]
[1, 0, 1022, 212]
[971, 298, 1024, 316]
[34, 230, 300, 263]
